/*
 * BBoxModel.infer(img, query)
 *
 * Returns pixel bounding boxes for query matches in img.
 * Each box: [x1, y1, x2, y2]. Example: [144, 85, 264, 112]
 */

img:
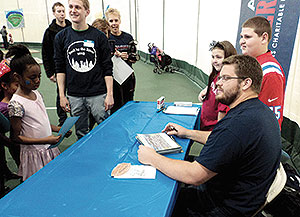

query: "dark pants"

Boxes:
[111, 74, 135, 114]
[2, 36, 8, 49]
[0, 143, 6, 196]
[0, 134, 19, 197]
[56, 83, 67, 126]
[171, 185, 233, 217]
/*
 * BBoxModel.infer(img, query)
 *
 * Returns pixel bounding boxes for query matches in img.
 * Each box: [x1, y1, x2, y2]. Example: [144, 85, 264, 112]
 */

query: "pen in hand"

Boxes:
[164, 125, 178, 133]
[168, 126, 178, 132]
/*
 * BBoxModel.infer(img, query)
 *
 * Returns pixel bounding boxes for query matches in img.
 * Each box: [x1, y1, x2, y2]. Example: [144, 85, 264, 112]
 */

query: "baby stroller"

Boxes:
[148, 43, 174, 74]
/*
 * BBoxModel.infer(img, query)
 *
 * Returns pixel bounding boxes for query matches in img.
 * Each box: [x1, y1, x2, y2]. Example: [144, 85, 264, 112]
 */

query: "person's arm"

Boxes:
[51, 124, 61, 133]
[56, 73, 70, 112]
[198, 87, 208, 102]
[98, 34, 114, 111]
[116, 50, 129, 61]
[10, 116, 61, 144]
[258, 73, 285, 123]
[162, 123, 211, 144]
[104, 76, 114, 111]
[138, 145, 216, 185]
[53, 32, 70, 112]
[41, 30, 56, 81]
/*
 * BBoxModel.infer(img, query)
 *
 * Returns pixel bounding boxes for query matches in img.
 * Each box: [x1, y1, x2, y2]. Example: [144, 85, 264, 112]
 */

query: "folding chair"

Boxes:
[252, 162, 287, 217]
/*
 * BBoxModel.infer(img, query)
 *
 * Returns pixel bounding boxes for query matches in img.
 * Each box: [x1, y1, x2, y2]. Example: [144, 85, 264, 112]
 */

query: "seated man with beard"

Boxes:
[138, 55, 281, 217]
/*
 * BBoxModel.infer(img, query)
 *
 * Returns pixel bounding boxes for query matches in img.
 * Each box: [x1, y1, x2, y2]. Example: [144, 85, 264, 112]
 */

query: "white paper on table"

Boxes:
[112, 55, 134, 85]
[113, 165, 156, 179]
[163, 106, 200, 116]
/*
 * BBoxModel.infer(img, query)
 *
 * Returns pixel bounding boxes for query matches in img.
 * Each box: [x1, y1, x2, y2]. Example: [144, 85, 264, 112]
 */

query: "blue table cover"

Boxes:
[0, 101, 199, 217]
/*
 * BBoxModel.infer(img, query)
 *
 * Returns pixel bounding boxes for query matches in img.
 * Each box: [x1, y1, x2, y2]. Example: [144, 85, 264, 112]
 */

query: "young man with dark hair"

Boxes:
[42, 2, 71, 126]
[138, 55, 281, 216]
[240, 16, 286, 129]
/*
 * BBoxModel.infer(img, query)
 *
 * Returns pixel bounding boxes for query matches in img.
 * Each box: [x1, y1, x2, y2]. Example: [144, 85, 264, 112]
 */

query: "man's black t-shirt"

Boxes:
[196, 98, 281, 216]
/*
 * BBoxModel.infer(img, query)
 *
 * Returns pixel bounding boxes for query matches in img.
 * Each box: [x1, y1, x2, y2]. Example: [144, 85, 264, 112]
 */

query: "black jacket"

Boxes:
[42, 19, 71, 78]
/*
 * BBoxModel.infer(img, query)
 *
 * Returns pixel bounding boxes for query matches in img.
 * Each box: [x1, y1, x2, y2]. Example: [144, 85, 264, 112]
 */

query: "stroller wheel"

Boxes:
[165, 67, 169, 72]
[158, 70, 162, 74]
[153, 68, 157, 73]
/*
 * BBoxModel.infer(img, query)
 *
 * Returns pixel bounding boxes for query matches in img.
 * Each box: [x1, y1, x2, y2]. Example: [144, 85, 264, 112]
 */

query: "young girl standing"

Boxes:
[8, 47, 62, 181]
[198, 41, 237, 130]
[1, 45, 33, 169]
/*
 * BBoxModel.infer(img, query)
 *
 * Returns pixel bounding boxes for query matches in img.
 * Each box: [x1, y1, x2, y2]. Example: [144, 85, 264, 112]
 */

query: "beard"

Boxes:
[216, 84, 241, 106]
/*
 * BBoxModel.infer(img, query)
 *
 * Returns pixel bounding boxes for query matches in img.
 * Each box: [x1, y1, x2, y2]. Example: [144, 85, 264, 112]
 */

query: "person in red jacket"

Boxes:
[198, 40, 236, 130]
[240, 16, 286, 129]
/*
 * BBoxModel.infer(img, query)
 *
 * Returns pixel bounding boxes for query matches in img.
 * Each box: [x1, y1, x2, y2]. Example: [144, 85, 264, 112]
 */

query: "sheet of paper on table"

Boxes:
[112, 164, 156, 179]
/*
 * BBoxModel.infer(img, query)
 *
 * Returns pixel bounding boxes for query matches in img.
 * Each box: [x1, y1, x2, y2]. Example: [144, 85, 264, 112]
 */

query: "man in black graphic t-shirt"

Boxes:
[54, 0, 113, 139]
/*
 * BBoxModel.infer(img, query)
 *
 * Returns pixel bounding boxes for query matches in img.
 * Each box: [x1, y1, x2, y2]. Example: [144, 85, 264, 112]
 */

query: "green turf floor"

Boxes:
[1, 44, 202, 194]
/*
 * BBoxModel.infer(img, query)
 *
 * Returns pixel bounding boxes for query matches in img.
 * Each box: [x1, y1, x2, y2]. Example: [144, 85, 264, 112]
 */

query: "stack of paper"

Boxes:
[136, 133, 182, 154]
[163, 106, 199, 115]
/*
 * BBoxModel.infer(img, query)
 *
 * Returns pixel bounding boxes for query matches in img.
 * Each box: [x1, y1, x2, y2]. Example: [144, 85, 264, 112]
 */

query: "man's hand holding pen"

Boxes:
[162, 123, 188, 138]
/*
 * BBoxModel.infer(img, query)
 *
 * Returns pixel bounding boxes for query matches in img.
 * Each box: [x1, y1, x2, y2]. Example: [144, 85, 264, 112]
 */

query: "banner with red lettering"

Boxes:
[235, 0, 300, 80]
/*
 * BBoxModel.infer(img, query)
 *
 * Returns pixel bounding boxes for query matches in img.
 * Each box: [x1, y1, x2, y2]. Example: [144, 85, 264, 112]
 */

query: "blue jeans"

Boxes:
[68, 94, 109, 139]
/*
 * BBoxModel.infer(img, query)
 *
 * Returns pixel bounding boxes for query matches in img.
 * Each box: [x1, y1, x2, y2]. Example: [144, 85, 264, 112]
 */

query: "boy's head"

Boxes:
[52, 2, 64, 12]
[52, 2, 66, 23]
[68, 0, 90, 25]
[92, 18, 110, 38]
[105, 8, 121, 36]
[69, 0, 89, 10]
[240, 16, 271, 58]
[105, 8, 121, 20]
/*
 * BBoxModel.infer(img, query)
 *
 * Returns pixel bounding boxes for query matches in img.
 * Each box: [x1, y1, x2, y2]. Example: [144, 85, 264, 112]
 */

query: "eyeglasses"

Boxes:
[217, 75, 247, 82]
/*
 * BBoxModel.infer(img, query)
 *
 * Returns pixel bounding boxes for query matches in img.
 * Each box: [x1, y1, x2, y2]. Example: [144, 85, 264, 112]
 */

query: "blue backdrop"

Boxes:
[235, 0, 300, 81]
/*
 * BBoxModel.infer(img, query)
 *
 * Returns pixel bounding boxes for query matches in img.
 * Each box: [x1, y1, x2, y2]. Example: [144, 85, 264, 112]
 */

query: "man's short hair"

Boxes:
[52, 2, 64, 12]
[242, 16, 272, 43]
[68, 0, 90, 10]
[223, 55, 263, 94]
[92, 18, 111, 35]
[105, 8, 121, 20]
